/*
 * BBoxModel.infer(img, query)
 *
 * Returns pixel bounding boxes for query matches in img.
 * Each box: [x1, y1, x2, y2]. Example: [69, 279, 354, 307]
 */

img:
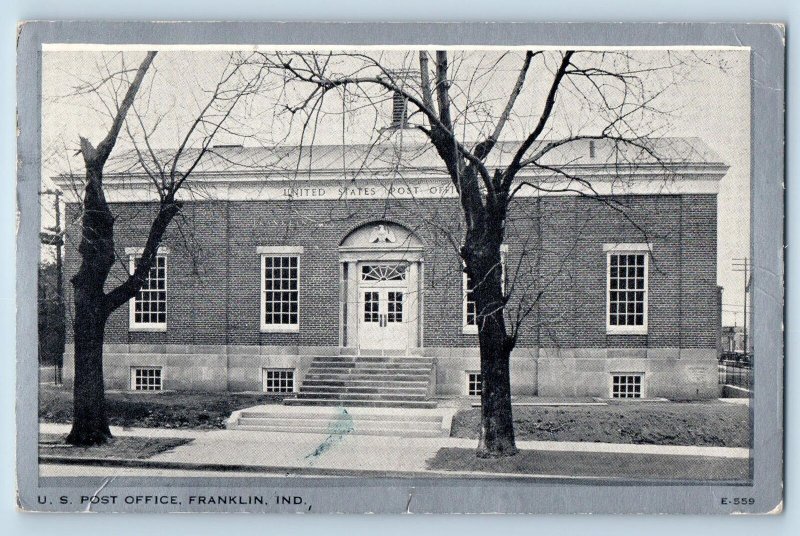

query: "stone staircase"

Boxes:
[225, 355, 448, 437]
[285, 355, 437, 409]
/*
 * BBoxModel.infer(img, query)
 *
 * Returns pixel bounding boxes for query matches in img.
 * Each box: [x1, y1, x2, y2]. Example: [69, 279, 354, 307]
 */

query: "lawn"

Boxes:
[450, 401, 751, 448]
[39, 385, 281, 430]
[426, 447, 750, 481]
[39, 433, 191, 460]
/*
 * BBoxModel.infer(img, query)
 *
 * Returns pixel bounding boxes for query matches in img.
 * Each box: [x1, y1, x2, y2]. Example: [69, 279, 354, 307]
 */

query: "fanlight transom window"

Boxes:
[361, 264, 407, 282]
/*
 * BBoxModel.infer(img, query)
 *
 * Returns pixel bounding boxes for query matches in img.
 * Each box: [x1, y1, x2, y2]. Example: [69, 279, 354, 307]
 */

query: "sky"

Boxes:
[40, 47, 751, 326]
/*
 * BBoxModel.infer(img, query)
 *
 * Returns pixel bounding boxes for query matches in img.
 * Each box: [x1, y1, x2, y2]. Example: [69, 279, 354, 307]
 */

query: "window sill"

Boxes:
[606, 328, 648, 336]
[462, 325, 479, 335]
[129, 325, 167, 333]
[260, 325, 300, 334]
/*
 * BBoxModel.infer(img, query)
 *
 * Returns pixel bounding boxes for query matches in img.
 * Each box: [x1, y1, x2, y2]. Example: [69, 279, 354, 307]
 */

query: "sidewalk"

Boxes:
[39, 423, 750, 481]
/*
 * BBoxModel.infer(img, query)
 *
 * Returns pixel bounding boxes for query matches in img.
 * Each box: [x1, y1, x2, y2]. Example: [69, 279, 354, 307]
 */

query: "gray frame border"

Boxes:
[16, 21, 784, 514]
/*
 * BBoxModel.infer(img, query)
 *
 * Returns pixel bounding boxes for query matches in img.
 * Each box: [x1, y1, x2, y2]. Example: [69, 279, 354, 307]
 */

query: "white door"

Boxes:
[358, 287, 408, 351]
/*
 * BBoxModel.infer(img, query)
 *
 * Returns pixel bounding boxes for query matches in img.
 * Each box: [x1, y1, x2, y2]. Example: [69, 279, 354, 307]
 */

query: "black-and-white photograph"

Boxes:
[16, 23, 784, 514]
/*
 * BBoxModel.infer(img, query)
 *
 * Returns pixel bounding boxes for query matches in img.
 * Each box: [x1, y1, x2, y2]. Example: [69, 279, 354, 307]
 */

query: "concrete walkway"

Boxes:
[40, 423, 749, 478]
[41, 423, 205, 439]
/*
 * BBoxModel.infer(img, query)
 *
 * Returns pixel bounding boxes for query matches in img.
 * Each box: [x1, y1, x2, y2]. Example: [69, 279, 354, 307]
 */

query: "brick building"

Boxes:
[57, 137, 727, 401]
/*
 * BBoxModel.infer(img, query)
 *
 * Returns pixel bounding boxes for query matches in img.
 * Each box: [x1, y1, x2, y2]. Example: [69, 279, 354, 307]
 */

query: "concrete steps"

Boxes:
[296, 392, 428, 401]
[304, 373, 431, 382]
[301, 379, 429, 387]
[299, 386, 428, 395]
[226, 405, 456, 437]
[287, 355, 436, 409]
[284, 398, 437, 409]
[237, 410, 442, 423]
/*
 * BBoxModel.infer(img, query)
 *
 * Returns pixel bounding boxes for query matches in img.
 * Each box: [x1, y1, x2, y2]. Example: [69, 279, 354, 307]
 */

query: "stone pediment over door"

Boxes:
[338, 221, 424, 263]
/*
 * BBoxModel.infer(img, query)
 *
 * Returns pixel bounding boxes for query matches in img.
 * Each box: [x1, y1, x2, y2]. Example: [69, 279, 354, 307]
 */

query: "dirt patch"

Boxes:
[426, 447, 749, 481]
[450, 401, 751, 447]
[39, 434, 191, 460]
[39, 385, 282, 430]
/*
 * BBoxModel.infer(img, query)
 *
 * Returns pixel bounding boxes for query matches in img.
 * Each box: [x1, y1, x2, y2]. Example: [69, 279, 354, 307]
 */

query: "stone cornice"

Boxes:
[54, 163, 728, 204]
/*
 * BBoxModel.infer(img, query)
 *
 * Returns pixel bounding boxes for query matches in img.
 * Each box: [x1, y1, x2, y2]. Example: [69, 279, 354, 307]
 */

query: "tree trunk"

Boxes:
[65, 241, 114, 446]
[66, 286, 111, 445]
[65, 160, 117, 447]
[466, 236, 519, 458]
[477, 319, 517, 457]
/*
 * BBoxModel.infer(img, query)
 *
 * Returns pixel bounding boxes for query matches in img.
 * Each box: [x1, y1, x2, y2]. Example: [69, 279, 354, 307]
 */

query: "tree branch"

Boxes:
[103, 199, 181, 313]
[418, 51, 436, 118]
[472, 50, 537, 162]
[92, 52, 157, 166]
[504, 51, 574, 187]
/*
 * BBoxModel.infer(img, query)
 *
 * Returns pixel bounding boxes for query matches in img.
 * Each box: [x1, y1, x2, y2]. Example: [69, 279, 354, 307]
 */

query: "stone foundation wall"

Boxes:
[61, 344, 718, 399]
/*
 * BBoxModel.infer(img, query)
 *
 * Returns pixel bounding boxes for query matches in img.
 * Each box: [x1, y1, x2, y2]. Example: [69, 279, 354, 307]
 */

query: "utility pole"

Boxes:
[732, 257, 750, 362]
[39, 189, 64, 384]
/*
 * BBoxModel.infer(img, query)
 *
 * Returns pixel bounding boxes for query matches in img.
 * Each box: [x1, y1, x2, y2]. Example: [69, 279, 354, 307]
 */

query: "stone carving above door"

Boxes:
[339, 221, 422, 253]
[369, 224, 397, 243]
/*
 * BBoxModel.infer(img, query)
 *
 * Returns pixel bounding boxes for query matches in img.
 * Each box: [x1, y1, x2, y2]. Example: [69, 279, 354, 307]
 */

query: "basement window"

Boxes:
[467, 372, 482, 396]
[612, 373, 643, 399]
[263, 368, 295, 394]
[131, 367, 162, 391]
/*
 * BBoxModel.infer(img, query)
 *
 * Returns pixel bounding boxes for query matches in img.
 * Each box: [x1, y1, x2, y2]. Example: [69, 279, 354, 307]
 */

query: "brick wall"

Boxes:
[518, 194, 718, 350]
[63, 193, 718, 351]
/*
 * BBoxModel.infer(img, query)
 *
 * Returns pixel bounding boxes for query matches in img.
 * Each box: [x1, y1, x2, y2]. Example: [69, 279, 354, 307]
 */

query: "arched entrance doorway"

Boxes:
[339, 221, 424, 355]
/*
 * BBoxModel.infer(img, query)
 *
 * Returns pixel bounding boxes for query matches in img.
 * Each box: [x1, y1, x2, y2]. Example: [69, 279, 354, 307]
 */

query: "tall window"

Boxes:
[464, 272, 478, 328]
[128, 253, 167, 331]
[259, 246, 303, 332]
[606, 245, 649, 334]
[463, 245, 507, 334]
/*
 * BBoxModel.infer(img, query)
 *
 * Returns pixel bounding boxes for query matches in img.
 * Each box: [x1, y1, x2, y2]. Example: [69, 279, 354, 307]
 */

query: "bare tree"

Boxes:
[258, 49, 695, 457]
[60, 51, 266, 445]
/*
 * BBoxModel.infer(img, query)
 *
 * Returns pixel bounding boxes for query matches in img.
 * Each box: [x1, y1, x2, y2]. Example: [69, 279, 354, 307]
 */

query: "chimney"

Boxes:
[384, 69, 418, 130]
[391, 91, 408, 129]
[589, 139, 596, 159]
